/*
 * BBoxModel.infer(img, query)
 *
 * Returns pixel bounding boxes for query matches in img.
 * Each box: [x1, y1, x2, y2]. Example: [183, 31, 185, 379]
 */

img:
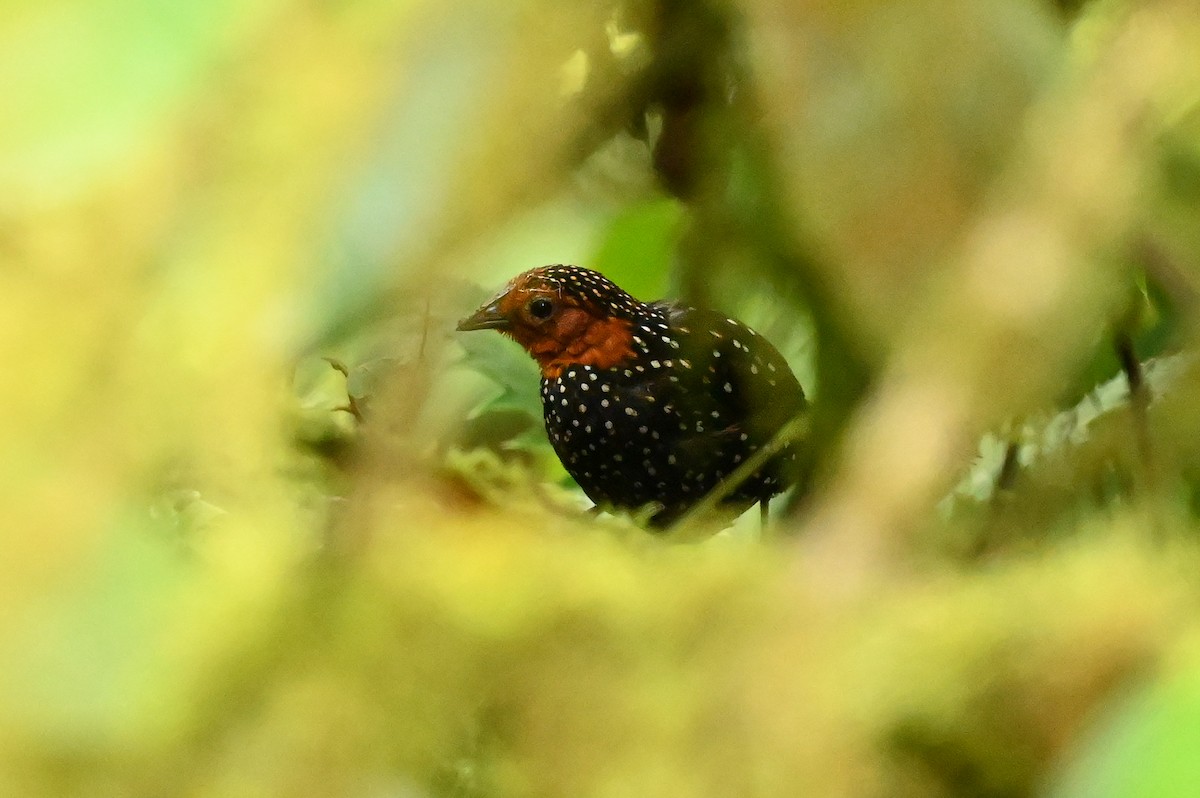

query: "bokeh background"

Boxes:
[4, 0, 1200, 795]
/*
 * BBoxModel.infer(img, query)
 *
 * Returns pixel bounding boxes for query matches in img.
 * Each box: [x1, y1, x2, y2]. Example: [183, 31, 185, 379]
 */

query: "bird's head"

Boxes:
[457, 265, 641, 378]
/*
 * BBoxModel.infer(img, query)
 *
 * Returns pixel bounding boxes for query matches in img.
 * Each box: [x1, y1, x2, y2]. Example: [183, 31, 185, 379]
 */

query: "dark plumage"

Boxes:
[457, 265, 806, 528]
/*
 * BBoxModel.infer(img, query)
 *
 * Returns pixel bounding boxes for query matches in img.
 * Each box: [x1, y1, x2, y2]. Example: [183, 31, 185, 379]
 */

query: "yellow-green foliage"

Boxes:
[4, 1, 1200, 796]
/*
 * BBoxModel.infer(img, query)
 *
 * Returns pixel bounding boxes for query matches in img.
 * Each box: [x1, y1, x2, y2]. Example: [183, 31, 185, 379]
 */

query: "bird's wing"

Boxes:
[662, 304, 805, 440]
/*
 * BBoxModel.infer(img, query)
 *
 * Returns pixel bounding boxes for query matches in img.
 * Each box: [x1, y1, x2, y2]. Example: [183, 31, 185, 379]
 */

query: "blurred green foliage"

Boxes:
[5, 0, 1200, 795]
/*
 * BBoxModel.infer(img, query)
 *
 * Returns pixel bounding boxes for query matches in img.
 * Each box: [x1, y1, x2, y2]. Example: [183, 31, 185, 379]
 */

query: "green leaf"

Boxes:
[457, 330, 541, 405]
[590, 198, 683, 301]
[1051, 664, 1200, 798]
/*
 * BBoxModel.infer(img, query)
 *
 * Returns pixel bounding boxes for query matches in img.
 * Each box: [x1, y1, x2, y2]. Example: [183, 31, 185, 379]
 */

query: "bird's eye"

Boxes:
[528, 297, 554, 320]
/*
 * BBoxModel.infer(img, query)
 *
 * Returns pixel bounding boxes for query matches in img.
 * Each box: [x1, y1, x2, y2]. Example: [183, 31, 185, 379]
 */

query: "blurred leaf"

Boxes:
[0, 0, 281, 201]
[457, 328, 542, 412]
[590, 197, 682, 300]
[456, 407, 536, 451]
[1051, 661, 1200, 798]
[2, 508, 202, 749]
[342, 357, 406, 402]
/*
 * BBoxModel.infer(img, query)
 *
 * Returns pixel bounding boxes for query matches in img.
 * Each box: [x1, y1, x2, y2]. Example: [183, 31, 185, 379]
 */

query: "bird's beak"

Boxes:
[456, 301, 511, 332]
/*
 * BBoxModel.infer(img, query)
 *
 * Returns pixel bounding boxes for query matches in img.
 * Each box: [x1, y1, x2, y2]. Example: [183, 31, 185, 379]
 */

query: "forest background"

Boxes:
[3, 0, 1200, 796]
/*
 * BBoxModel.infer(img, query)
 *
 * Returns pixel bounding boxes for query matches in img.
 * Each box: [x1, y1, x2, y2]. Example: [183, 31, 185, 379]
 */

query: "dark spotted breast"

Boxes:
[540, 302, 805, 527]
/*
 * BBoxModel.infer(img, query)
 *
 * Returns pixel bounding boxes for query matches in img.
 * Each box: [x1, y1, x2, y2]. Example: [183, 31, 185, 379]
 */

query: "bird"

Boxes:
[457, 265, 806, 529]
